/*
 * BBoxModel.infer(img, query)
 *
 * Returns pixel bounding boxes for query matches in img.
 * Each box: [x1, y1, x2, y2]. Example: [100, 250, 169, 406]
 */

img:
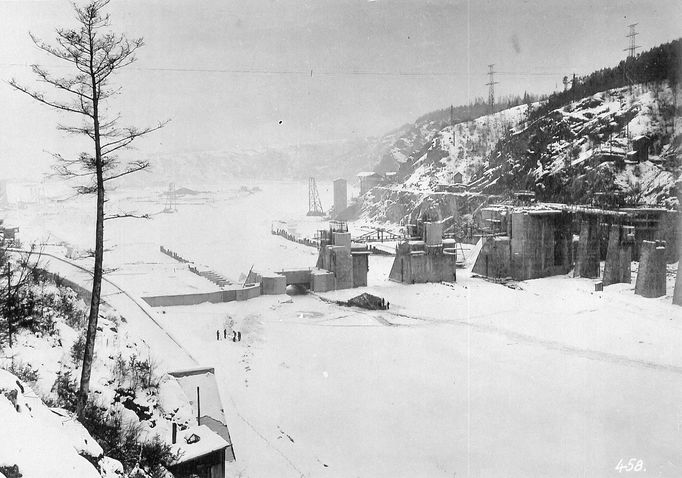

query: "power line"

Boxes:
[0, 62, 580, 79]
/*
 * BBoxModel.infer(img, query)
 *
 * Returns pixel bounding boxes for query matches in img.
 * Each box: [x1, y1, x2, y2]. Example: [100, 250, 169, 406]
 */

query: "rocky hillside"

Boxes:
[359, 81, 679, 224]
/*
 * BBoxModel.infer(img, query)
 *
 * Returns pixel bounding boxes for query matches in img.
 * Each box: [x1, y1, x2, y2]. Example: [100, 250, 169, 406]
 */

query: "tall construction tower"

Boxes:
[163, 183, 177, 213]
[307, 177, 325, 216]
[624, 23, 640, 59]
[623, 23, 640, 90]
[486, 64, 498, 116]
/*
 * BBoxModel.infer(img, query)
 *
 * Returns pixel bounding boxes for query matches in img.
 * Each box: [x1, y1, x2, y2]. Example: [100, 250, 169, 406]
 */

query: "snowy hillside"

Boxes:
[477, 82, 678, 205]
[359, 81, 679, 224]
[0, 368, 120, 478]
[0, 274, 199, 477]
[401, 104, 532, 190]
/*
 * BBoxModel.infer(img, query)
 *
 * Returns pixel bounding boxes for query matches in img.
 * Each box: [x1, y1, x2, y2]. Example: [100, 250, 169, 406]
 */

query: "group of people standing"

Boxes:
[217, 329, 241, 342]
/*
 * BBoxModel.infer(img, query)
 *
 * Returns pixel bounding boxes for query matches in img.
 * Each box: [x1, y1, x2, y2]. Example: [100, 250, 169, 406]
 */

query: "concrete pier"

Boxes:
[635, 240, 667, 298]
[576, 217, 600, 278]
[674, 267, 682, 306]
[603, 225, 633, 286]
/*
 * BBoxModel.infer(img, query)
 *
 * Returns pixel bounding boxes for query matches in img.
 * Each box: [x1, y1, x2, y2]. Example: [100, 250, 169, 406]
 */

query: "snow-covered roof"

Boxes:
[168, 367, 231, 445]
[171, 425, 229, 463]
[357, 171, 382, 178]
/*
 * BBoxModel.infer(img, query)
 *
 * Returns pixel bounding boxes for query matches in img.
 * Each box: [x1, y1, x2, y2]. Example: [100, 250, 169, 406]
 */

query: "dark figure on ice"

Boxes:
[216, 330, 220, 341]
[233, 331, 237, 342]
[387, 301, 390, 310]
[224, 329, 227, 339]
[238, 331, 242, 341]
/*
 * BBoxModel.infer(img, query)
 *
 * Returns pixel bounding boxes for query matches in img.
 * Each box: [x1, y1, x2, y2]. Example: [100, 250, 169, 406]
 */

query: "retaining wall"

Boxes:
[142, 283, 262, 307]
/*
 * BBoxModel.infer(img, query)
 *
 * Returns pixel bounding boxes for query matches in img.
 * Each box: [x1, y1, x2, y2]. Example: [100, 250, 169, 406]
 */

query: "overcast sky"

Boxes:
[0, 0, 680, 177]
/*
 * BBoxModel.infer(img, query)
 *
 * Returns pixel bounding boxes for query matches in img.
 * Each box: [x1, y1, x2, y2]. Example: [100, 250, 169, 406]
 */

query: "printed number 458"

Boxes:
[615, 459, 645, 473]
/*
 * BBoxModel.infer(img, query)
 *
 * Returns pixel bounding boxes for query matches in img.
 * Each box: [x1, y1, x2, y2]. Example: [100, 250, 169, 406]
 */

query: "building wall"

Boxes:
[169, 448, 226, 478]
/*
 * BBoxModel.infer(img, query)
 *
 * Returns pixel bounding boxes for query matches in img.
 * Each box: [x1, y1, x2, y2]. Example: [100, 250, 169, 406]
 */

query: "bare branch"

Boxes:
[103, 160, 149, 182]
[31, 65, 93, 100]
[103, 213, 150, 221]
[8, 79, 94, 117]
[101, 120, 170, 156]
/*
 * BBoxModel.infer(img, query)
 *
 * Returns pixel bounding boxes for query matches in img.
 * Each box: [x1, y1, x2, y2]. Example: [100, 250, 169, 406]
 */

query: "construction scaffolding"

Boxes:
[163, 183, 178, 213]
[307, 177, 325, 216]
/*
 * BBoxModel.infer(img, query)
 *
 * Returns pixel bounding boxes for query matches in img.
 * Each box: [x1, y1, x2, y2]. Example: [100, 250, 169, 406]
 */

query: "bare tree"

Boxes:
[9, 0, 167, 417]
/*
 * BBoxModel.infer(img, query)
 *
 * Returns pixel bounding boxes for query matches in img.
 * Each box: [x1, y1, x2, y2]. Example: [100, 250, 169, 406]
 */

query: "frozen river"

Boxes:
[11, 180, 682, 477]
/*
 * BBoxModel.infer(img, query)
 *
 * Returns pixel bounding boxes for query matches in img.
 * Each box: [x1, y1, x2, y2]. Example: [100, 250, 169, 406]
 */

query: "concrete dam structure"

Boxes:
[389, 220, 458, 284]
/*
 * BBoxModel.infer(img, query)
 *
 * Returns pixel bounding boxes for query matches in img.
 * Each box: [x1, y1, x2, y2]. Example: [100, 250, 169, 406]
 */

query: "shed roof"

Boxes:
[171, 425, 228, 463]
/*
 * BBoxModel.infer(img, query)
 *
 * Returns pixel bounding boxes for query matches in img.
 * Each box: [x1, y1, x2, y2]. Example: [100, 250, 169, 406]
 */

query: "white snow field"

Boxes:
[10, 180, 682, 477]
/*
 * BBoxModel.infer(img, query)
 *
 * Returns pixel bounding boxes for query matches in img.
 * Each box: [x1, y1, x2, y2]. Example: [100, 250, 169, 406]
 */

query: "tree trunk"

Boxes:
[75, 176, 104, 417]
[76, 64, 104, 418]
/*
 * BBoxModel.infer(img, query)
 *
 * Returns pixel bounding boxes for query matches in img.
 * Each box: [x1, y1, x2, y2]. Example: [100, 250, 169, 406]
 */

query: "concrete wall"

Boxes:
[603, 225, 633, 286]
[311, 270, 335, 292]
[389, 243, 457, 284]
[236, 283, 261, 301]
[635, 240, 667, 298]
[674, 266, 682, 306]
[279, 269, 313, 285]
[142, 284, 262, 307]
[510, 212, 572, 281]
[472, 236, 511, 279]
[142, 290, 228, 307]
[331, 246, 353, 289]
[262, 275, 286, 295]
[352, 253, 369, 287]
[332, 232, 352, 248]
[389, 244, 408, 282]
[575, 217, 601, 278]
[424, 222, 443, 246]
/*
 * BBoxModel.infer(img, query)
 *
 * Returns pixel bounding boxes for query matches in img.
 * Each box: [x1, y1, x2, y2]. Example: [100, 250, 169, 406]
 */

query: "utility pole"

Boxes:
[486, 64, 498, 116]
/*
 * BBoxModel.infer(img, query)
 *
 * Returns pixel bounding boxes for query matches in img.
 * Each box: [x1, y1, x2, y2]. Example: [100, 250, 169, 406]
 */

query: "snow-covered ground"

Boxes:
[6, 179, 682, 477]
